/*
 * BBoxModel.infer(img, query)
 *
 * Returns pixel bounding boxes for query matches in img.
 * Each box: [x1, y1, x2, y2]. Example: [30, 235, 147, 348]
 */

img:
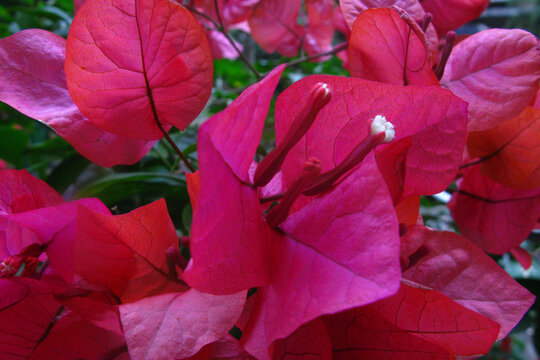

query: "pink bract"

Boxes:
[442, 28, 540, 132]
[65, 0, 213, 139]
[0, 29, 156, 167]
[348, 8, 438, 86]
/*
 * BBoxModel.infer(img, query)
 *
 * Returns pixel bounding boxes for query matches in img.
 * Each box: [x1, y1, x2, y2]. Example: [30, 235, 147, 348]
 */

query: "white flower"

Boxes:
[370, 115, 395, 143]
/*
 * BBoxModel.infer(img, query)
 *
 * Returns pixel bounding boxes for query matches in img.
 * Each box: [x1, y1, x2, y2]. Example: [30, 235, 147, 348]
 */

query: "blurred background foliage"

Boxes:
[0, 0, 539, 358]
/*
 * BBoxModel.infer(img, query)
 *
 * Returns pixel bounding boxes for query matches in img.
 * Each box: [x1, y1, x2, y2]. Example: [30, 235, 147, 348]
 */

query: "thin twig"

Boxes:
[156, 123, 196, 173]
[284, 42, 348, 68]
[186, 3, 262, 79]
[259, 192, 285, 204]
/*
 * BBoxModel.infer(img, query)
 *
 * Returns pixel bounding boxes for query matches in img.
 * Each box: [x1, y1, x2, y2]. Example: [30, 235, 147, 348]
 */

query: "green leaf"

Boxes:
[75, 172, 188, 207]
[0, 126, 29, 165]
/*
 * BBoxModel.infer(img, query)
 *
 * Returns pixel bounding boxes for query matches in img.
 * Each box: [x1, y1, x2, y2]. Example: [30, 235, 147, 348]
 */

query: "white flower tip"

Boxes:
[314, 82, 331, 98]
[370, 115, 395, 143]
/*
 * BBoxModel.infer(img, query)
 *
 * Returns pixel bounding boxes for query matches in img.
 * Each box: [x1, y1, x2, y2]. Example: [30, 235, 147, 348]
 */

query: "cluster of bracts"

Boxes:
[0, 0, 539, 359]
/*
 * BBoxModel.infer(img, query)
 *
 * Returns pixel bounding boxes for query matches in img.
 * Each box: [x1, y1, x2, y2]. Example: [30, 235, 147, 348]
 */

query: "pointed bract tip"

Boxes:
[370, 115, 395, 143]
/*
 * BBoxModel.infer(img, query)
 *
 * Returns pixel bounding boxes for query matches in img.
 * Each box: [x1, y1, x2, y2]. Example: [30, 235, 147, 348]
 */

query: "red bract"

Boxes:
[441, 28, 540, 131]
[119, 289, 246, 359]
[401, 225, 534, 339]
[65, 0, 213, 140]
[323, 281, 500, 358]
[193, 0, 260, 27]
[248, 0, 303, 56]
[0, 169, 63, 215]
[241, 154, 400, 358]
[0, 278, 126, 360]
[448, 165, 540, 254]
[74, 199, 187, 303]
[339, 0, 425, 29]
[348, 8, 438, 86]
[420, 0, 490, 36]
[275, 75, 467, 202]
[183, 66, 285, 293]
[0, 29, 156, 167]
[303, 0, 335, 59]
[468, 106, 540, 189]
[184, 68, 403, 358]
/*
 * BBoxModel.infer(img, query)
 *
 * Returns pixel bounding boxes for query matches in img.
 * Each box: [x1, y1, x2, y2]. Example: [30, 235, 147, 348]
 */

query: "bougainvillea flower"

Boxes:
[0, 278, 127, 360]
[401, 225, 534, 339]
[348, 8, 439, 86]
[0, 169, 114, 283]
[323, 280, 500, 359]
[340, 0, 426, 29]
[448, 165, 540, 254]
[441, 28, 540, 132]
[1, 169, 247, 359]
[275, 75, 467, 205]
[420, 0, 490, 36]
[0, 29, 156, 167]
[248, 0, 303, 56]
[184, 66, 403, 358]
[119, 289, 246, 359]
[73, 199, 187, 303]
[468, 106, 540, 189]
[248, 0, 334, 58]
[66, 0, 213, 140]
[70, 198, 247, 359]
[303, 0, 335, 59]
[193, 0, 261, 27]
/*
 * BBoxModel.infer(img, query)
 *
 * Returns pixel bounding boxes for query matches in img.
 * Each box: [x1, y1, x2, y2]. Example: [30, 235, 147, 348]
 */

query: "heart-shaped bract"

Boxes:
[66, 0, 213, 140]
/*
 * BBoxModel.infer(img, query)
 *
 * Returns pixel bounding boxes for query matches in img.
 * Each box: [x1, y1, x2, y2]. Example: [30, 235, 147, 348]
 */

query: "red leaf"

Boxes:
[186, 171, 201, 211]
[324, 303, 451, 359]
[339, 0, 427, 29]
[183, 67, 284, 294]
[65, 0, 213, 139]
[188, 336, 256, 360]
[205, 28, 244, 60]
[242, 154, 401, 359]
[248, 0, 303, 55]
[275, 75, 467, 201]
[193, 0, 260, 26]
[74, 199, 187, 302]
[442, 29, 540, 131]
[119, 288, 246, 359]
[348, 8, 438, 86]
[201, 65, 284, 182]
[0, 169, 64, 215]
[401, 225, 535, 338]
[272, 319, 332, 360]
[303, 0, 335, 60]
[326, 281, 499, 358]
[448, 165, 540, 254]
[421, 0, 490, 36]
[510, 246, 533, 270]
[0, 29, 156, 167]
[0, 279, 64, 359]
[29, 316, 127, 360]
[5, 198, 109, 281]
[468, 106, 540, 189]
[183, 130, 274, 294]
